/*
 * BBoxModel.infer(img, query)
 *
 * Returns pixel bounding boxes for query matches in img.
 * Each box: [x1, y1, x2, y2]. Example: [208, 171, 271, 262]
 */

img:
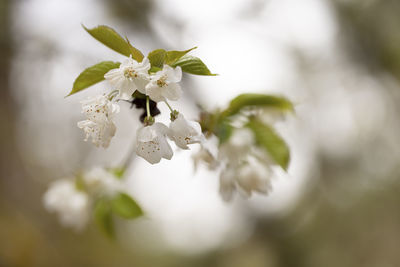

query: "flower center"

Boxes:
[156, 75, 167, 87]
[124, 67, 138, 79]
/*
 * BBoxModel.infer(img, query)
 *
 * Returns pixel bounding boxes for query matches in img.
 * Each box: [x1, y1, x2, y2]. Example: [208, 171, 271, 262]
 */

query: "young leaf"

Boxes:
[165, 47, 197, 65]
[83, 25, 144, 61]
[94, 199, 114, 238]
[74, 174, 86, 191]
[171, 55, 216, 76]
[246, 118, 290, 170]
[148, 49, 166, 68]
[108, 167, 125, 179]
[215, 119, 233, 144]
[67, 61, 121, 96]
[125, 37, 145, 62]
[221, 94, 294, 118]
[111, 193, 143, 219]
[149, 66, 162, 74]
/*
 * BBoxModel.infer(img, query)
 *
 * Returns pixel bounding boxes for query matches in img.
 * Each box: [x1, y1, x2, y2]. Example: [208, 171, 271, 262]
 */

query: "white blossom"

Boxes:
[43, 179, 90, 231]
[217, 127, 274, 201]
[145, 65, 182, 102]
[192, 146, 219, 171]
[218, 128, 254, 166]
[80, 94, 120, 122]
[168, 114, 204, 149]
[77, 94, 120, 148]
[219, 162, 272, 202]
[235, 163, 272, 197]
[104, 57, 151, 100]
[83, 167, 122, 196]
[136, 122, 173, 164]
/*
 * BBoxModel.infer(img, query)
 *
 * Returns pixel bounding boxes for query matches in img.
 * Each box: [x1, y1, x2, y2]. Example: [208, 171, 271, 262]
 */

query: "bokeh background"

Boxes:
[1, 0, 400, 266]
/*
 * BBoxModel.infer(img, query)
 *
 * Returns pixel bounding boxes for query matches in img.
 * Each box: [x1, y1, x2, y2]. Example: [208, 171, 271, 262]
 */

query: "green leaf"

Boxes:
[149, 66, 162, 74]
[125, 37, 145, 62]
[221, 94, 294, 118]
[83, 25, 144, 61]
[148, 49, 166, 68]
[111, 193, 143, 219]
[246, 118, 290, 170]
[67, 61, 121, 96]
[215, 119, 233, 144]
[108, 167, 125, 179]
[165, 47, 197, 65]
[94, 199, 114, 238]
[171, 55, 216, 76]
[74, 174, 86, 191]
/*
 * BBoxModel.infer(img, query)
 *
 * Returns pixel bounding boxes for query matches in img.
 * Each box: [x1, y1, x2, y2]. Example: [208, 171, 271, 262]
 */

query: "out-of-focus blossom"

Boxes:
[218, 128, 254, 165]
[83, 167, 122, 196]
[217, 128, 274, 201]
[219, 162, 273, 201]
[43, 179, 90, 231]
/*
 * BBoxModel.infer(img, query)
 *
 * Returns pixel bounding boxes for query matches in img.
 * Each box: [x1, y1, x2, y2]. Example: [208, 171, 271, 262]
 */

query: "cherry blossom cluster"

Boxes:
[194, 125, 279, 201]
[77, 56, 204, 164]
[43, 25, 294, 235]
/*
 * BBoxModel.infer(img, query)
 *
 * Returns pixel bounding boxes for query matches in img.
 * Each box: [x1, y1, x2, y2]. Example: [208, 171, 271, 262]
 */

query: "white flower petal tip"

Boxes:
[217, 127, 274, 201]
[168, 114, 204, 150]
[43, 179, 90, 231]
[83, 167, 123, 196]
[104, 57, 151, 99]
[77, 94, 119, 148]
[145, 65, 183, 102]
[218, 163, 272, 202]
[136, 122, 173, 164]
[192, 147, 218, 172]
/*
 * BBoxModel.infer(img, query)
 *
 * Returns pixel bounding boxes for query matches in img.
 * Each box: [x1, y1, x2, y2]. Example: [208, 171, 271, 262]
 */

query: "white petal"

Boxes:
[146, 83, 165, 102]
[159, 137, 173, 160]
[163, 83, 182, 101]
[119, 80, 136, 99]
[83, 167, 122, 196]
[154, 122, 170, 135]
[164, 65, 182, 83]
[121, 57, 135, 68]
[136, 125, 157, 142]
[133, 76, 149, 94]
[104, 68, 121, 80]
[236, 164, 272, 196]
[136, 141, 162, 164]
[135, 57, 151, 73]
[135, 123, 173, 164]
[151, 68, 166, 81]
[168, 114, 203, 149]
[43, 179, 90, 231]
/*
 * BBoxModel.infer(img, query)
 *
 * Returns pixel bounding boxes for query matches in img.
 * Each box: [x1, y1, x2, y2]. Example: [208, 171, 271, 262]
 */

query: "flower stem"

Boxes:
[165, 100, 174, 112]
[146, 96, 151, 119]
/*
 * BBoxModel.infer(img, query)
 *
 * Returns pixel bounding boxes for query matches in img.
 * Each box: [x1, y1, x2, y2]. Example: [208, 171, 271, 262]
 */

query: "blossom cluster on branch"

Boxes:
[43, 25, 294, 236]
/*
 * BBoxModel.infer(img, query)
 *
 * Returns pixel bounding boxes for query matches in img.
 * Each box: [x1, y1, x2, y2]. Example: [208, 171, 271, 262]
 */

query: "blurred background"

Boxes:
[1, 0, 400, 266]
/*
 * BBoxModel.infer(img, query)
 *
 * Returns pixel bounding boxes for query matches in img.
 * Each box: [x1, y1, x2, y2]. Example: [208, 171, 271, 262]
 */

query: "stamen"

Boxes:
[156, 75, 167, 87]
